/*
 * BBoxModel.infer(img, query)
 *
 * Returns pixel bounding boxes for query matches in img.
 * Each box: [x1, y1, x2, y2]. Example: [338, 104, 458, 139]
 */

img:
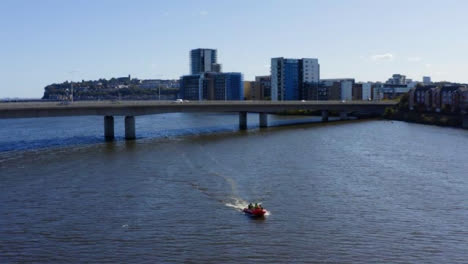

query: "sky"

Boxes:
[1, 0, 468, 98]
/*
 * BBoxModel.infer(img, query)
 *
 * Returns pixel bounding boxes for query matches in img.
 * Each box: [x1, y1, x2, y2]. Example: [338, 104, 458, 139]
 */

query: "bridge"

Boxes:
[0, 100, 396, 140]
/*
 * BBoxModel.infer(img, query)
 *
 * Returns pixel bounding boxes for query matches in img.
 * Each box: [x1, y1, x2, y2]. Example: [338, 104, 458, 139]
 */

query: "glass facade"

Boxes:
[190, 49, 217, 75]
[180, 73, 243, 101]
[283, 59, 300, 100]
[271, 57, 319, 101]
[179, 74, 202, 100]
[224, 73, 243, 100]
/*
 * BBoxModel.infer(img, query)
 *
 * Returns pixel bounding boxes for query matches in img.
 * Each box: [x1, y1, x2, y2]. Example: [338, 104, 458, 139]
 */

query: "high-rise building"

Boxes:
[255, 75, 271, 100]
[190, 49, 218, 74]
[320, 79, 355, 101]
[181, 48, 243, 100]
[180, 72, 243, 101]
[341, 80, 353, 101]
[271, 57, 320, 101]
[211, 63, 222, 73]
[362, 82, 372, 100]
[304, 82, 327, 100]
[206, 72, 243, 100]
[386, 74, 406, 85]
[179, 74, 204, 100]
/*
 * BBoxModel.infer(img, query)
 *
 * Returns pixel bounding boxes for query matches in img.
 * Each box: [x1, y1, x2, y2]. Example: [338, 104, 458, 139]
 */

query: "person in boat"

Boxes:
[254, 203, 258, 209]
[248, 203, 253, 209]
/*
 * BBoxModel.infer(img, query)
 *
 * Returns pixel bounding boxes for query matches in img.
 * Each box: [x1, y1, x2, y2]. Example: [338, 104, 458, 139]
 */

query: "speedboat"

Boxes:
[243, 207, 266, 217]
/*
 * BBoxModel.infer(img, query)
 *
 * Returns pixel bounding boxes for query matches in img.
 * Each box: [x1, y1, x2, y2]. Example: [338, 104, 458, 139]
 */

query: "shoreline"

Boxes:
[385, 110, 464, 128]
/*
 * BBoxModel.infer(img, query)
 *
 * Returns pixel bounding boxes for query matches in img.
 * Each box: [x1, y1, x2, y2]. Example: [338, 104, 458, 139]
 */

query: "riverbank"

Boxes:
[383, 94, 465, 128]
[385, 110, 462, 127]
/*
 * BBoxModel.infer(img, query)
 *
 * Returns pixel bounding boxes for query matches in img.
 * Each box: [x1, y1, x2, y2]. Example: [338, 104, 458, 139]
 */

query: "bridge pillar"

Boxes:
[462, 115, 468, 129]
[259, 113, 268, 128]
[321, 110, 329, 122]
[104, 116, 114, 140]
[125, 116, 136, 140]
[340, 111, 348, 120]
[239, 112, 247, 130]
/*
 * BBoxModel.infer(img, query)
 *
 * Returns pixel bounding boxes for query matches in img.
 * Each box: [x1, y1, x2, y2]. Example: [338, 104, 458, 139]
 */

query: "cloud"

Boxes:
[407, 57, 422, 62]
[425, 63, 432, 68]
[199, 10, 208, 16]
[371, 53, 394, 61]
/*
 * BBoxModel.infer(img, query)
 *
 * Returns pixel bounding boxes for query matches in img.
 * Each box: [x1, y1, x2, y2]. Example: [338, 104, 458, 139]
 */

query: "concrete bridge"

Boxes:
[0, 100, 396, 140]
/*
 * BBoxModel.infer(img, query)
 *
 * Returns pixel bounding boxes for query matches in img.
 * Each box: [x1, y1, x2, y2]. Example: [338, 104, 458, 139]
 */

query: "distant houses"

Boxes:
[42, 77, 180, 101]
[409, 84, 468, 113]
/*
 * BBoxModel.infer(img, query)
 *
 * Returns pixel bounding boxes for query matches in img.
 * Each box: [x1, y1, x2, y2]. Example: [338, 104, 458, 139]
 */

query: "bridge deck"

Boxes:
[0, 100, 396, 119]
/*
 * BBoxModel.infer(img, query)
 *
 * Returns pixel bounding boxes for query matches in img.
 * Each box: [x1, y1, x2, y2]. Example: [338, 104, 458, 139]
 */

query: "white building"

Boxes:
[362, 83, 372, 100]
[341, 80, 353, 101]
[301, 58, 320, 83]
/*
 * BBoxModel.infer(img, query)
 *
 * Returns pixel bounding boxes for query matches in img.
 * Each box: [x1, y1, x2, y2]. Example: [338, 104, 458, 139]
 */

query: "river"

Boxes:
[1, 113, 467, 263]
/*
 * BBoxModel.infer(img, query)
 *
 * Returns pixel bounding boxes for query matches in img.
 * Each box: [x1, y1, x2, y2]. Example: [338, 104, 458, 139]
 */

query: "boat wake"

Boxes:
[179, 147, 271, 216]
[224, 197, 249, 211]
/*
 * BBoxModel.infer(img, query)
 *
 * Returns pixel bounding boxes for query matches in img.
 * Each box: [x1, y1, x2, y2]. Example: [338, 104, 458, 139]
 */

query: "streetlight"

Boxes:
[68, 70, 79, 103]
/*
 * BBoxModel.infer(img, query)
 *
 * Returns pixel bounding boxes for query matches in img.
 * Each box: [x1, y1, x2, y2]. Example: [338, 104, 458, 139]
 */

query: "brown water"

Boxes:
[1, 114, 467, 263]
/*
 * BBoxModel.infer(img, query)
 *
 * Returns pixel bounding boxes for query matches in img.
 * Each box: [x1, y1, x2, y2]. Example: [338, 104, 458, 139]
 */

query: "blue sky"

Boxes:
[1, 0, 468, 98]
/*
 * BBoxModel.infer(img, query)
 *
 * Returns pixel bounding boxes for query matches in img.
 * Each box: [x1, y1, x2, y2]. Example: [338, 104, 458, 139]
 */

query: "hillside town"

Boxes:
[42, 76, 179, 101]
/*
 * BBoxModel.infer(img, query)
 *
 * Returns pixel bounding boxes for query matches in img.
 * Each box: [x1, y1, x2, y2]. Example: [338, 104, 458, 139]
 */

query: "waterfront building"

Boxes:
[190, 49, 218, 74]
[179, 74, 203, 100]
[244, 80, 263, 100]
[255, 75, 271, 100]
[181, 48, 243, 100]
[352, 83, 363, 100]
[415, 85, 468, 113]
[180, 72, 243, 101]
[379, 84, 411, 99]
[362, 83, 372, 100]
[320, 79, 355, 101]
[341, 80, 353, 101]
[211, 63, 222, 73]
[440, 86, 459, 111]
[244, 81, 254, 100]
[386, 74, 406, 85]
[211, 72, 243, 100]
[303, 82, 327, 100]
[244, 76, 271, 100]
[409, 85, 432, 111]
[423, 76, 432, 85]
[271, 57, 319, 101]
[373, 83, 384, 101]
[454, 87, 468, 112]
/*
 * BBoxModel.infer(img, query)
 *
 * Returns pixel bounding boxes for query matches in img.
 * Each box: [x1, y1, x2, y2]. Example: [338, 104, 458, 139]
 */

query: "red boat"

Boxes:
[243, 208, 266, 217]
